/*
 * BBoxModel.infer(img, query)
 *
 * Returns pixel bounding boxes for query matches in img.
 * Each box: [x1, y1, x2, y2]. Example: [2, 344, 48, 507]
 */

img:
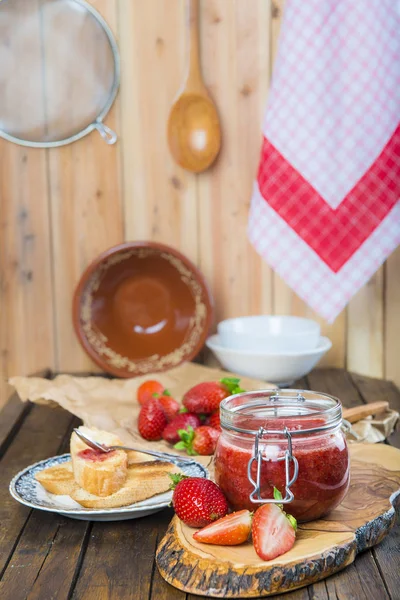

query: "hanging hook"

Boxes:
[94, 121, 117, 145]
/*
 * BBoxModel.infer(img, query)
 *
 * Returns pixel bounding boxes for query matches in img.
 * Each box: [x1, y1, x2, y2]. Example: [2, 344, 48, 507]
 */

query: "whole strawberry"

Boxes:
[137, 380, 164, 406]
[162, 413, 201, 444]
[183, 378, 244, 414]
[170, 474, 229, 527]
[138, 398, 167, 441]
[175, 425, 220, 456]
[206, 410, 221, 431]
[153, 390, 180, 422]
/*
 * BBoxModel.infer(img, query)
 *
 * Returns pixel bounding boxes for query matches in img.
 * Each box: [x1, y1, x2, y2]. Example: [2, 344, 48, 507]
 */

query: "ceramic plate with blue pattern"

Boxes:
[9, 453, 208, 521]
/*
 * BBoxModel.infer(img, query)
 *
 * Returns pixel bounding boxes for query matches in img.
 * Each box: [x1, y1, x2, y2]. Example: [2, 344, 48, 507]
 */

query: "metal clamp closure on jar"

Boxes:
[219, 389, 343, 506]
[218, 388, 346, 518]
[248, 425, 299, 504]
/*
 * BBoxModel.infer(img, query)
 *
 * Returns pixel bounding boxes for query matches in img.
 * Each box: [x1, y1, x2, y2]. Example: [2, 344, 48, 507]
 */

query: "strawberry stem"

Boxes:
[273, 486, 283, 510]
[287, 514, 297, 531]
[273, 486, 297, 531]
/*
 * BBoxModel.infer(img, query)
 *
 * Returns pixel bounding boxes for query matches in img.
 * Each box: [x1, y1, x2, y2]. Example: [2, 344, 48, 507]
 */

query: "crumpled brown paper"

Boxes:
[9, 363, 270, 466]
[9, 363, 398, 459]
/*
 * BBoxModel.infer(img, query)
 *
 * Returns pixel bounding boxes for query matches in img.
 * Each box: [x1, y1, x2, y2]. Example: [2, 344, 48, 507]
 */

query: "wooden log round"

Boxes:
[156, 444, 400, 598]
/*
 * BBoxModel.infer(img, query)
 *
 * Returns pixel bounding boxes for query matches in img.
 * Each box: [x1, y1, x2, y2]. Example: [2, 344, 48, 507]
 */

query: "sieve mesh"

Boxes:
[0, 0, 119, 147]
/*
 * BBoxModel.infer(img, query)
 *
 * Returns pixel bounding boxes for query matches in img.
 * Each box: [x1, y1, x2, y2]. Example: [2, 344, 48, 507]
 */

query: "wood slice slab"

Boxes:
[156, 443, 400, 598]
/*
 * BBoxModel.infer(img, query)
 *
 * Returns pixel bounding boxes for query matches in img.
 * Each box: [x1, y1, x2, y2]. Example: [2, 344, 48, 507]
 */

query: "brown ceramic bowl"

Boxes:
[73, 242, 213, 377]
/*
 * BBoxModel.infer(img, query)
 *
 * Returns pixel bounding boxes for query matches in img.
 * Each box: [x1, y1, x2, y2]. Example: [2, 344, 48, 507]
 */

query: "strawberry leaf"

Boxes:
[175, 425, 198, 455]
[177, 430, 190, 443]
[168, 472, 188, 489]
[177, 425, 195, 444]
[163, 389, 171, 397]
[173, 441, 186, 450]
[179, 407, 189, 414]
[152, 392, 160, 398]
[186, 447, 198, 456]
[220, 377, 245, 395]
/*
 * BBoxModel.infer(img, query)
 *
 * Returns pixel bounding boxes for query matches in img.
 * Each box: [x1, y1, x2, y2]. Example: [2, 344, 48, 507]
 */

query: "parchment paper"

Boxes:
[9, 363, 398, 457]
[346, 412, 399, 443]
[9, 363, 271, 466]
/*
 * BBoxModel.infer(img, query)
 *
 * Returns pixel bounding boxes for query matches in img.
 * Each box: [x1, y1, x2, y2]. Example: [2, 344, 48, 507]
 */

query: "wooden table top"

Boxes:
[1, 368, 399, 600]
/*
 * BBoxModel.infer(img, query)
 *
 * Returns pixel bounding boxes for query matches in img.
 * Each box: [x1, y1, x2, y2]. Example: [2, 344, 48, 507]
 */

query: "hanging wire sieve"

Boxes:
[0, 0, 120, 147]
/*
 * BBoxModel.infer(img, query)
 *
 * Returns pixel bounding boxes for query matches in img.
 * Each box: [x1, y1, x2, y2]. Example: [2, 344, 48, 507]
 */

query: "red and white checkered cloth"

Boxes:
[248, 0, 400, 323]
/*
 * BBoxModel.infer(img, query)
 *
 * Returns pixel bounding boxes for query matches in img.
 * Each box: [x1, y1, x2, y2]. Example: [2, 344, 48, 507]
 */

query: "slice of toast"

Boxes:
[35, 461, 77, 495]
[70, 461, 181, 509]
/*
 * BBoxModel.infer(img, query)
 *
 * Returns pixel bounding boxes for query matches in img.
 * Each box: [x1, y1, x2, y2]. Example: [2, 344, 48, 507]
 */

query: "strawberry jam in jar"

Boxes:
[214, 390, 349, 522]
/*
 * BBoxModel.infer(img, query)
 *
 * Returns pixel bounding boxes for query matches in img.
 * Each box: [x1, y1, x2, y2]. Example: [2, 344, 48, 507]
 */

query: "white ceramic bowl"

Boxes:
[206, 334, 332, 386]
[217, 316, 320, 353]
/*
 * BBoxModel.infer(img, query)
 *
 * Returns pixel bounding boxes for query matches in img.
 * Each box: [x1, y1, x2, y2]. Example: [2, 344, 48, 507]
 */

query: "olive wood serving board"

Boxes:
[156, 443, 400, 598]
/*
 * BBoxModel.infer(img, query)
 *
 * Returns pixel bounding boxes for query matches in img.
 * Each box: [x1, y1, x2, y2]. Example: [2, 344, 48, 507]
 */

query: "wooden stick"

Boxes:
[342, 401, 389, 423]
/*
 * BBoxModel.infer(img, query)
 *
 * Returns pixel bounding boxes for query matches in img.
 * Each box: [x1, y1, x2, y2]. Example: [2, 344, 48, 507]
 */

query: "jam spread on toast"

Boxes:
[78, 448, 116, 462]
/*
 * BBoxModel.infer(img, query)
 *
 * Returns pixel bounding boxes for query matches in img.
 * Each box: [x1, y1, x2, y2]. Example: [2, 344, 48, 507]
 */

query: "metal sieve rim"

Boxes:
[0, 0, 120, 148]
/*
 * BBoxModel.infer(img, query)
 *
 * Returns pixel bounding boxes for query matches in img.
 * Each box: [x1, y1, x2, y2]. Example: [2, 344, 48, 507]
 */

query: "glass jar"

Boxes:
[214, 390, 350, 522]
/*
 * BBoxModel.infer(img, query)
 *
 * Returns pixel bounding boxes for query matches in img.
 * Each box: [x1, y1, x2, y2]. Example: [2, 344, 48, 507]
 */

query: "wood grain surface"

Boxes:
[156, 444, 400, 598]
[1, 0, 399, 410]
[0, 368, 399, 600]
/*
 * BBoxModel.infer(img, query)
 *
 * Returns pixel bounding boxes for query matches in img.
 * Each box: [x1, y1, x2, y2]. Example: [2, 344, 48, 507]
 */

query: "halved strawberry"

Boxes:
[193, 510, 252, 545]
[252, 489, 297, 561]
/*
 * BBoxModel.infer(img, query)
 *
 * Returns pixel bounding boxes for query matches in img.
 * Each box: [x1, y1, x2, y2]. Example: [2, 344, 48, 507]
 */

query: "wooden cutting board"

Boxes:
[156, 443, 400, 598]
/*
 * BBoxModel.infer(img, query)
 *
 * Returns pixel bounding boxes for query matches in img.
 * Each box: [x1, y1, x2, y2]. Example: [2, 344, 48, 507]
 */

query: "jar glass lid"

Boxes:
[220, 389, 342, 436]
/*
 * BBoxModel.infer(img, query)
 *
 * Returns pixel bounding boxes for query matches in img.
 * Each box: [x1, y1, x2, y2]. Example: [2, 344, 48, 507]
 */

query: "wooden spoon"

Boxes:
[167, 0, 221, 173]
